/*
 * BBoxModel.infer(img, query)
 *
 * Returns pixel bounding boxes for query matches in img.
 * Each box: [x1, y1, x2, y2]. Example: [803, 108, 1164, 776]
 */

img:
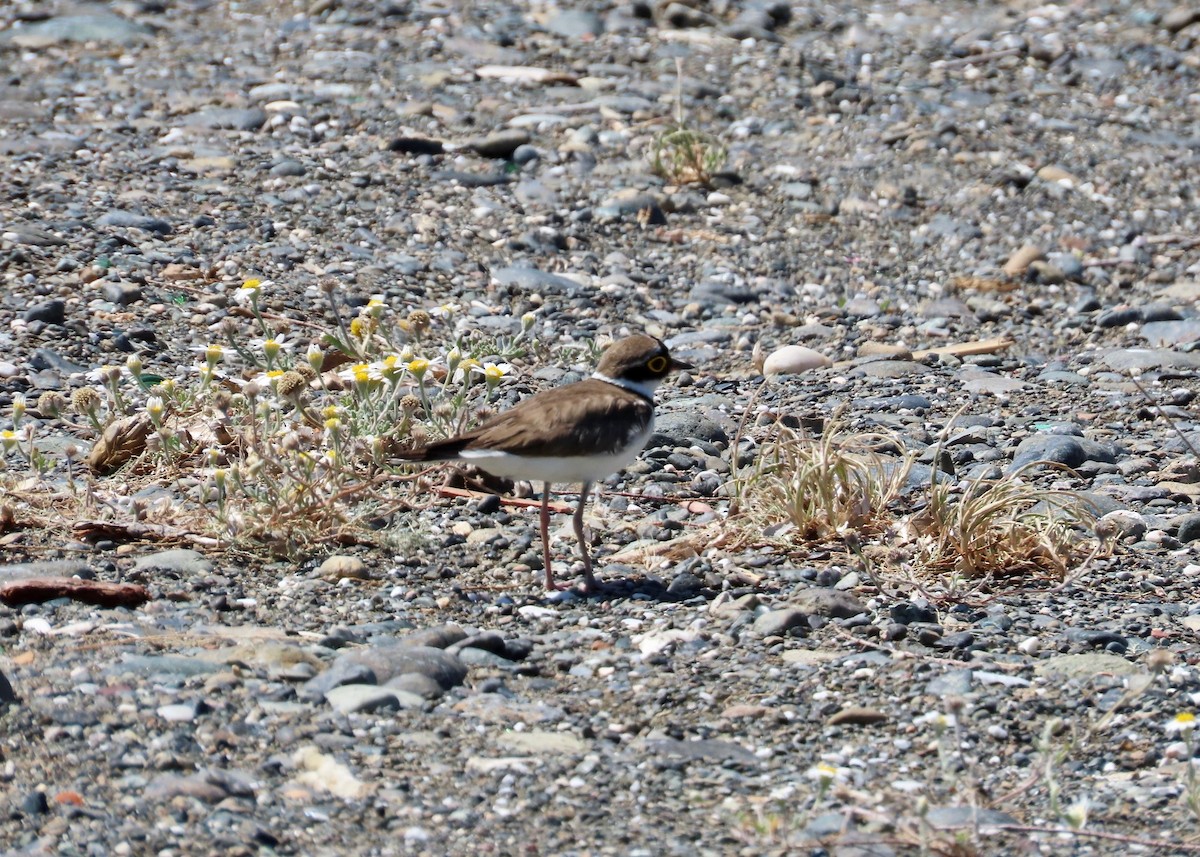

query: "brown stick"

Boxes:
[0, 578, 151, 609]
[912, 336, 1014, 359]
[436, 485, 575, 514]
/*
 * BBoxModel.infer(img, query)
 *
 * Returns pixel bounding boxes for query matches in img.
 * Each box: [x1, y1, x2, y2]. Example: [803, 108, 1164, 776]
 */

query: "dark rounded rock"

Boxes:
[1009, 434, 1116, 472]
[22, 299, 65, 325]
[1174, 512, 1200, 543]
[890, 601, 938, 625]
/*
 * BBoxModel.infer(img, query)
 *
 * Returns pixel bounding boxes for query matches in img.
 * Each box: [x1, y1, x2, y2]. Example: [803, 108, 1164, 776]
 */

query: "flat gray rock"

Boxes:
[0, 15, 153, 47]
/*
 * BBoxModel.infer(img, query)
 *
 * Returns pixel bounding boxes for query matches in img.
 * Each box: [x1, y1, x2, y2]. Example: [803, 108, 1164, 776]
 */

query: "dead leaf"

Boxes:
[87, 413, 153, 475]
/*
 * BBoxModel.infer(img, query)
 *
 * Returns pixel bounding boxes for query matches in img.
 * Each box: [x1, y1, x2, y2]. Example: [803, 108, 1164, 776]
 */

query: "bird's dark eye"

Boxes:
[646, 355, 669, 373]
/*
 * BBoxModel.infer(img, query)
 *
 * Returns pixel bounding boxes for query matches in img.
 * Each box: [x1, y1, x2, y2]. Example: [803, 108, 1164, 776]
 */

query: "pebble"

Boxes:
[318, 555, 370, 581]
[22, 299, 65, 325]
[763, 345, 831, 376]
[1009, 435, 1116, 472]
[751, 607, 808, 636]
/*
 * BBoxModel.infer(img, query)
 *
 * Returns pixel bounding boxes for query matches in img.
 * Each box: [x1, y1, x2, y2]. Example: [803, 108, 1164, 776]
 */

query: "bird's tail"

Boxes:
[396, 436, 471, 462]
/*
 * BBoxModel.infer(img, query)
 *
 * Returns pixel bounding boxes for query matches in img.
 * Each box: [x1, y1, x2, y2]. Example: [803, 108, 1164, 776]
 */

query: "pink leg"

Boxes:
[540, 483, 564, 590]
[573, 481, 598, 592]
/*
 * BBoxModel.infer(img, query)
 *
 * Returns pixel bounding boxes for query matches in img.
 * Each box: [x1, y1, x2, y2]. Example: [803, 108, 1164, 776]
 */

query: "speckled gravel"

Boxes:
[4, 1, 1200, 855]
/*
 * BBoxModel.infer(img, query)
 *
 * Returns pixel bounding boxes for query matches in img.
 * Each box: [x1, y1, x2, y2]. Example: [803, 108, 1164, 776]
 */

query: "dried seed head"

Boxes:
[275, 370, 308, 399]
[71, 387, 102, 414]
[292, 363, 317, 383]
[400, 394, 422, 415]
[37, 391, 66, 418]
[408, 309, 432, 333]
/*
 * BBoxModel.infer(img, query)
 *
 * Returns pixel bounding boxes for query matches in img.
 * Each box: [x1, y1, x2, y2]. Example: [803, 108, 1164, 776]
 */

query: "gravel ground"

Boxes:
[4, 1, 1200, 855]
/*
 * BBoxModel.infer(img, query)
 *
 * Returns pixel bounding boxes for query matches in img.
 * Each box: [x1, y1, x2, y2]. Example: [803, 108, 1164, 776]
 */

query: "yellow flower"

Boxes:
[1, 429, 17, 452]
[407, 358, 430, 379]
[455, 357, 480, 382]
[481, 362, 512, 383]
[379, 355, 403, 381]
[1167, 712, 1197, 734]
[235, 279, 265, 307]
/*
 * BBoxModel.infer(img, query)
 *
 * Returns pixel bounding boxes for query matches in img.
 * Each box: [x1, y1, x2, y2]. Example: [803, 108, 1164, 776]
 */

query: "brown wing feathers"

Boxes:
[400, 380, 651, 461]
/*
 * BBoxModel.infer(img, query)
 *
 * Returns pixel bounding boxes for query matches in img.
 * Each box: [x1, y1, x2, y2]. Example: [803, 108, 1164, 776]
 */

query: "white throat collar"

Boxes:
[592, 371, 659, 401]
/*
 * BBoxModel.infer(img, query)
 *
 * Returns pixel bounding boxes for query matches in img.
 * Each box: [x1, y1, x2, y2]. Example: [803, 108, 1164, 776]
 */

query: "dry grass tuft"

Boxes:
[729, 417, 914, 547]
[903, 464, 1094, 583]
[724, 416, 1098, 590]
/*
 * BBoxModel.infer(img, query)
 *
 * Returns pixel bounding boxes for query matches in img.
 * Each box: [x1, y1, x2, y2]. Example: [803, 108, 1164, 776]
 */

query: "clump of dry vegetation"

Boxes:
[722, 413, 1100, 593]
[0, 279, 542, 557]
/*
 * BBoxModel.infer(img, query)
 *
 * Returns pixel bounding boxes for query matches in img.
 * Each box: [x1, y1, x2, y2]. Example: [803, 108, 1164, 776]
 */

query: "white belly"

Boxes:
[458, 422, 654, 485]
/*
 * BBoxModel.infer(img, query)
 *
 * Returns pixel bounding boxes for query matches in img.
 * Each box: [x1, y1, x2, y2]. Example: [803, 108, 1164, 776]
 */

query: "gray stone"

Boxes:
[101, 281, 143, 305]
[401, 625, 468, 649]
[596, 190, 666, 223]
[181, 107, 268, 131]
[925, 669, 972, 696]
[688, 280, 758, 305]
[269, 159, 306, 177]
[925, 806, 1020, 829]
[641, 737, 757, 764]
[97, 211, 172, 235]
[301, 661, 378, 701]
[384, 673, 445, 699]
[1164, 6, 1200, 32]
[340, 643, 467, 690]
[1096, 305, 1143, 328]
[1174, 512, 1200, 543]
[109, 655, 226, 679]
[792, 588, 867, 619]
[464, 129, 530, 159]
[325, 684, 403, 714]
[1032, 653, 1140, 679]
[2, 225, 66, 246]
[1099, 348, 1200, 373]
[648, 411, 729, 446]
[1142, 320, 1200, 347]
[751, 607, 808, 636]
[1095, 510, 1149, 541]
[22, 299, 65, 325]
[544, 10, 604, 37]
[490, 265, 586, 296]
[1066, 628, 1128, 651]
[1009, 434, 1116, 472]
[131, 549, 214, 575]
[0, 15, 153, 48]
[0, 560, 91, 581]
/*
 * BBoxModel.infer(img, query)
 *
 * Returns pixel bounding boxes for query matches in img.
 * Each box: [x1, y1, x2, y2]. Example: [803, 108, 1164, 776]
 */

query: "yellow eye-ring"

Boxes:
[647, 355, 669, 373]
